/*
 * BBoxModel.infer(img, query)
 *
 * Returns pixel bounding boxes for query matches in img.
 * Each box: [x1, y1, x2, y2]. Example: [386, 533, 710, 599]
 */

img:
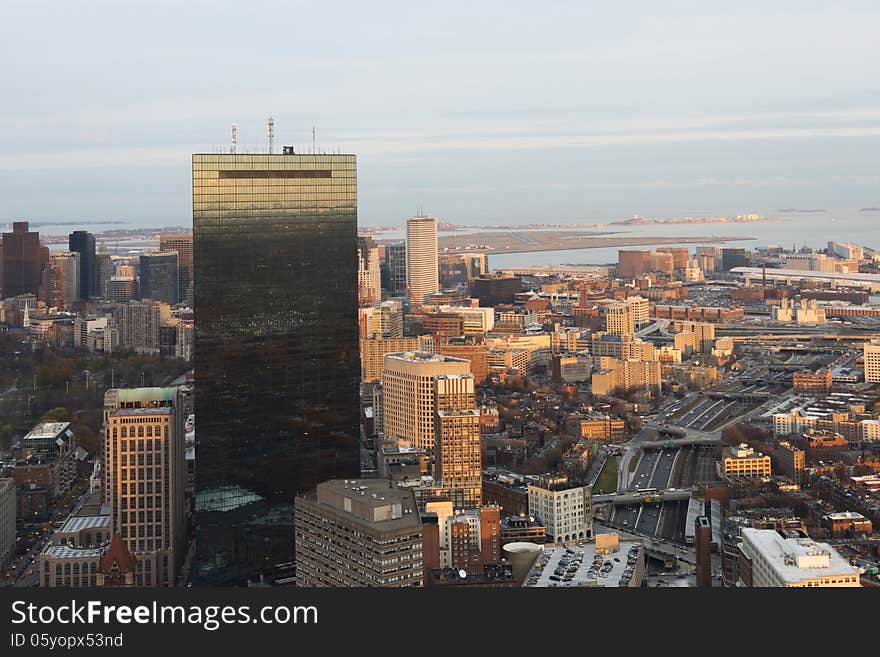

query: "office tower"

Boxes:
[117, 300, 169, 355]
[617, 250, 651, 278]
[0, 478, 14, 567]
[359, 336, 426, 383]
[104, 387, 186, 587]
[470, 273, 522, 307]
[159, 234, 193, 304]
[605, 302, 634, 335]
[439, 337, 489, 384]
[381, 352, 471, 453]
[68, 230, 96, 300]
[864, 340, 880, 383]
[695, 516, 712, 587]
[721, 248, 748, 271]
[406, 216, 439, 305]
[49, 251, 80, 309]
[107, 276, 137, 303]
[295, 479, 424, 587]
[435, 404, 482, 509]
[382, 241, 407, 297]
[96, 242, 113, 299]
[649, 251, 674, 275]
[139, 252, 179, 305]
[192, 151, 360, 585]
[1, 221, 42, 297]
[357, 236, 381, 308]
[656, 247, 690, 270]
[439, 252, 487, 287]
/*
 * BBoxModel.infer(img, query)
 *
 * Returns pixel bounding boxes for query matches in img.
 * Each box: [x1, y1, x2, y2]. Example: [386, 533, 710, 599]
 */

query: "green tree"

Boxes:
[72, 424, 99, 455]
[0, 424, 12, 451]
[39, 407, 71, 423]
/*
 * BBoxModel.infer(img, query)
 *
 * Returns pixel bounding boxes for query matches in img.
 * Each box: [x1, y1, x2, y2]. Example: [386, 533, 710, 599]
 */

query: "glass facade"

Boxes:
[192, 153, 360, 585]
[139, 252, 179, 305]
[382, 241, 407, 297]
[68, 230, 96, 300]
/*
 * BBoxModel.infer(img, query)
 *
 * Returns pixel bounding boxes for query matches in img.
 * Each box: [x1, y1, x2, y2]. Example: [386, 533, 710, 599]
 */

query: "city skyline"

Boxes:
[2, 2, 880, 227]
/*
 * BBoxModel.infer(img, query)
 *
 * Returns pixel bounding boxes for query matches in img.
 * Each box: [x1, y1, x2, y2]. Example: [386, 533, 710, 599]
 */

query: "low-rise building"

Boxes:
[722, 443, 771, 478]
[528, 476, 593, 543]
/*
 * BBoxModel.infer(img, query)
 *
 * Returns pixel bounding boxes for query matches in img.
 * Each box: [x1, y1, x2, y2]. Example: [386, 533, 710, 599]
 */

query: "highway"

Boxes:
[649, 448, 678, 489]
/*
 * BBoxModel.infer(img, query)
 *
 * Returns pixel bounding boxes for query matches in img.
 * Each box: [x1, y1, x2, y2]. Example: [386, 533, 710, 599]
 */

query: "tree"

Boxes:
[72, 424, 99, 455]
[0, 424, 12, 451]
[39, 407, 70, 423]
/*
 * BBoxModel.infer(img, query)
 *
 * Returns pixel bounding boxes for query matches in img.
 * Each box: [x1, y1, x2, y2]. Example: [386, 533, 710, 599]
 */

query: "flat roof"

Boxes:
[24, 422, 70, 439]
[731, 267, 880, 283]
[384, 351, 469, 364]
[742, 528, 859, 582]
[526, 539, 643, 588]
[42, 545, 104, 559]
[112, 407, 172, 417]
[60, 514, 111, 534]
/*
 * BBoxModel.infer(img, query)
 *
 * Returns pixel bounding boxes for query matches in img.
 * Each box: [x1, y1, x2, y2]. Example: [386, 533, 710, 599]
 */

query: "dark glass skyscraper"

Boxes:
[2, 221, 42, 298]
[381, 240, 407, 297]
[68, 230, 96, 300]
[192, 152, 360, 585]
[139, 252, 179, 305]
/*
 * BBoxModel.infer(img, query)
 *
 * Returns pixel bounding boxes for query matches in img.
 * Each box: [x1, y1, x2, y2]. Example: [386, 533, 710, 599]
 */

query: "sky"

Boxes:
[1, 0, 879, 228]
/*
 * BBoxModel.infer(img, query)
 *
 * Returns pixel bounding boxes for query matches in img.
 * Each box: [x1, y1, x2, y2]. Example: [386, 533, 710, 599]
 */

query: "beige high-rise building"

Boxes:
[295, 479, 424, 587]
[435, 407, 482, 509]
[381, 352, 471, 452]
[103, 387, 186, 587]
[605, 303, 635, 335]
[864, 340, 880, 383]
[360, 336, 430, 383]
[406, 216, 439, 305]
[358, 236, 381, 308]
[591, 358, 661, 396]
[740, 529, 860, 587]
[49, 251, 80, 309]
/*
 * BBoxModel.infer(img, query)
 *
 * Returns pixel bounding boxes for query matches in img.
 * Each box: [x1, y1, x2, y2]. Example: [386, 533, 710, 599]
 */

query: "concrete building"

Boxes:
[294, 479, 424, 587]
[471, 273, 522, 307]
[381, 352, 472, 452]
[605, 303, 635, 335]
[739, 528, 860, 587]
[49, 251, 80, 309]
[117, 300, 169, 355]
[525, 536, 644, 587]
[436, 305, 495, 335]
[357, 236, 381, 308]
[360, 336, 428, 383]
[435, 408, 482, 509]
[777, 441, 806, 484]
[103, 387, 186, 587]
[0, 479, 15, 567]
[406, 215, 439, 305]
[617, 250, 652, 278]
[722, 443, 771, 478]
[591, 358, 661, 397]
[440, 337, 489, 383]
[864, 340, 880, 383]
[528, 477, 593, 543]
[721, 248, 748, 271]
[500, 515, 546, 546]
[824, 511, 872, 537]
[695, 516, 712, 587]
[159, 234, 193, 304]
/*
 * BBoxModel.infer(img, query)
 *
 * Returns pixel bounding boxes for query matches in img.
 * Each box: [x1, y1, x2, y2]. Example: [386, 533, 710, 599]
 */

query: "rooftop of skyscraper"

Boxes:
[386, 351, 468, 364]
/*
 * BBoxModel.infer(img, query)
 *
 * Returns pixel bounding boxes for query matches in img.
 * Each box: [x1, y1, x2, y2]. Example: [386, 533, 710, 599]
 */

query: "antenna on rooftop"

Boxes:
[312, 125, 317, 154]
[230, 124, 237, 154]
[267, 115, 275, 154]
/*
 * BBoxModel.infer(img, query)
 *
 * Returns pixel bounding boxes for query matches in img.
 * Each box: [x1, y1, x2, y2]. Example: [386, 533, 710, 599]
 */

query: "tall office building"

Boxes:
[605, 303, 635, 335]
[864, 340, 880, 383]
[103, 387, 187, 587]
[49, 251, 80, 309]
[69, 230, 96, 300]
[382, 241, 407, 297]
[406, 216, 439, 305]
[0, 478, 14, 568]
[96, 242, 114, 299]
[1, 221, 43, 298]
[139, 252, 179, 305]
[192, 151, 360, 585]
[159, 234, 193, 304]
[381, 352, 472, 453]
[294, 479, 424, 587]
[357, 236, 381, 308]
[117, 300, 169, 355]
[721, 248, 748, 271]
[617, 250, 651, 278]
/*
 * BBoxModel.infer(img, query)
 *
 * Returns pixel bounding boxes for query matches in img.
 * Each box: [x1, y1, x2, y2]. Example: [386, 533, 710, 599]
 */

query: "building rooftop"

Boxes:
[384, 351, 469, 365]
[741, 528, 859, 583]
[42, 545, 105, 559]
[307, 479, 422, 533]
[112, 407, 172, 417]
[825, 511, 868, 521]
[24, 422, 70, 440]
[59, 513, 111, 535]
[525, 538, 643, 588]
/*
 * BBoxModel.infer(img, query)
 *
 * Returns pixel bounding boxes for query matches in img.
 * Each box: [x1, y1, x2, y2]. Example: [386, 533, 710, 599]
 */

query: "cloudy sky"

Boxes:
[2, 0, 879, 227]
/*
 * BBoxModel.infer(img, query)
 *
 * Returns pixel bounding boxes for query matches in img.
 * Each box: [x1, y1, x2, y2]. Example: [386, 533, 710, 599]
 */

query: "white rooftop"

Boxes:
[742, 528, 859, 583]
[24, 422, 70, 439]
[59, 514, 111, 535]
